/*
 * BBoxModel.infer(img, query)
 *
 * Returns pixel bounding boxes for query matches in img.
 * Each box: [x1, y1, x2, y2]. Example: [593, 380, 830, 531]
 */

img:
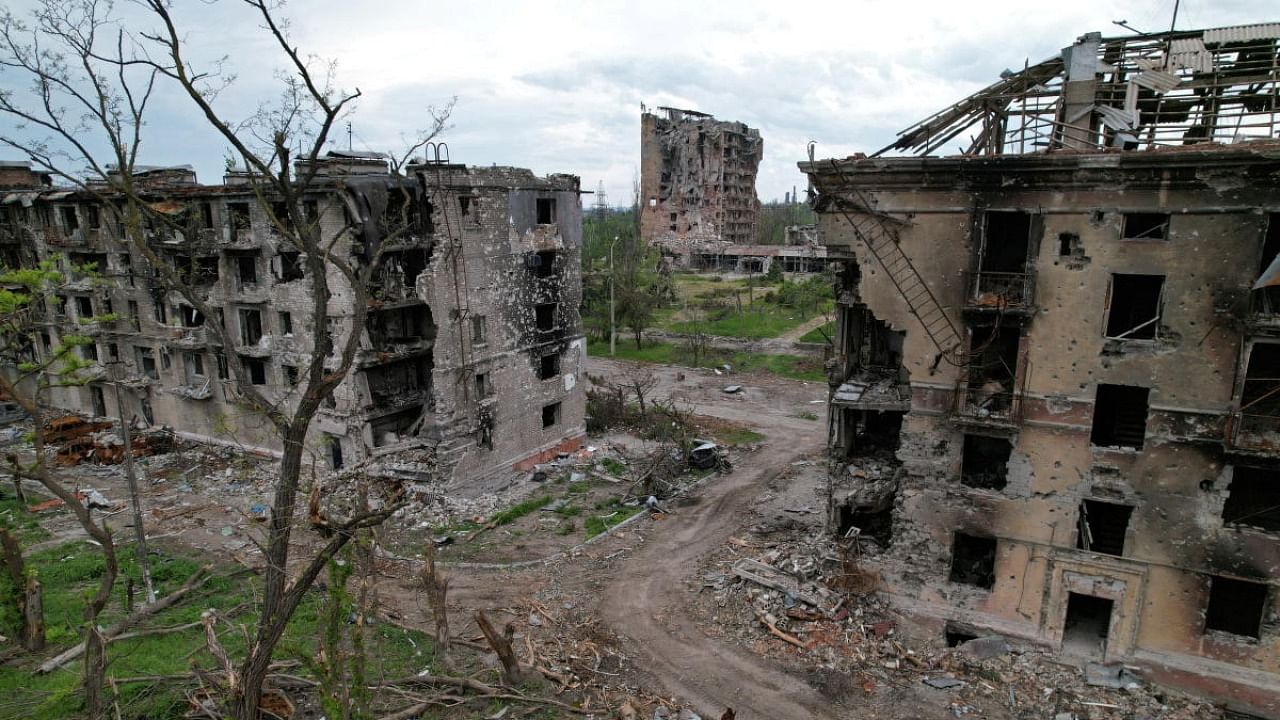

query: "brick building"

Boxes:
[801, 24, 1280, 715]
[640, 107, 762, 251]
[0, 154, 586, 487]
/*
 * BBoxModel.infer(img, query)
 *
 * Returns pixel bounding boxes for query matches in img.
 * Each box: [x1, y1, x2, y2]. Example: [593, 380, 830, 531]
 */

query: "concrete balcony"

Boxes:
[963, 271, 1036, 318]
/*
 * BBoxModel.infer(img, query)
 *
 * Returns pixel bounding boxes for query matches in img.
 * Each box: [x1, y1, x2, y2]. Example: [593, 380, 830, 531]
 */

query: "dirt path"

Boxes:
[777, 313, 833, 344]
[590, 356, 834, 719]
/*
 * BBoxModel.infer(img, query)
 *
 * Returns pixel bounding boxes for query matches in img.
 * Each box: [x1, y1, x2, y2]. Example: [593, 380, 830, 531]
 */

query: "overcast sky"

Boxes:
[3, 0, 1277, 204]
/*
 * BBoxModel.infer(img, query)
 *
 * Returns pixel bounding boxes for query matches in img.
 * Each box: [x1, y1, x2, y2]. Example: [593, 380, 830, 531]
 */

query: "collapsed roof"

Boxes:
[877, 23, 1280, 157]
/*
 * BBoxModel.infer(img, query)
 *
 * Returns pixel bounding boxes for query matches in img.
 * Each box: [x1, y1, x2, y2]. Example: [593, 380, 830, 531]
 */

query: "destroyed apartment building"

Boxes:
[0, 153, 586, 485]
[801, 23, 1280, 716]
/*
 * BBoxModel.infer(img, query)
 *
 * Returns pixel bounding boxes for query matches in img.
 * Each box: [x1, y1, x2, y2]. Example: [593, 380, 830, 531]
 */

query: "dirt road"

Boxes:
[589, 356, 835, 719]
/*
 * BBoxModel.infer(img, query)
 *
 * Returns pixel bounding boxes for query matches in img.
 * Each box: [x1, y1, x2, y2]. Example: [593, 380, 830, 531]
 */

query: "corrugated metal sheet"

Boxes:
[1133, 69, 1181, 93]
[1168, 37, 1213, 73]
[1096, 105, 1138, 130]
[1203, 23, 1280, 44]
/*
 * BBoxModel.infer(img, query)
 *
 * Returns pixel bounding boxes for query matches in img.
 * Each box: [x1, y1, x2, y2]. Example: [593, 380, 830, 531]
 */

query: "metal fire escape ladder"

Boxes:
[823, 162, 965, 365]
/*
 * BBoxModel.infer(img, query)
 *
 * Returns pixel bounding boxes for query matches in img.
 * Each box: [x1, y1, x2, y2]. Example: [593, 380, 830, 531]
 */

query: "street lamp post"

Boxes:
[609, 235, 619, 357]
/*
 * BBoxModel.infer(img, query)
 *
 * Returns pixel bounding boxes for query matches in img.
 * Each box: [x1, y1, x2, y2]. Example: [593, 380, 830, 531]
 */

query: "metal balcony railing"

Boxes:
[964, 270, 1036, 312]
[1226, 411, 1280, 455]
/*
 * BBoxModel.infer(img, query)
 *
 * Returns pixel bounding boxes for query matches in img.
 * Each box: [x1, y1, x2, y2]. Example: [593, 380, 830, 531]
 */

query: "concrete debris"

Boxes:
[923, 677, 965, 689]
[722, 385, 743, 394]
[956, 635, 1010, 660]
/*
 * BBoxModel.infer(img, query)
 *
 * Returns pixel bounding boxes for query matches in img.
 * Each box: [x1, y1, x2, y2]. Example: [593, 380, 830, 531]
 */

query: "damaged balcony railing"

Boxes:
[951, 361, 1029, 429]
[1226, 411, 1280, 455]
[964, 271, 1036, 313]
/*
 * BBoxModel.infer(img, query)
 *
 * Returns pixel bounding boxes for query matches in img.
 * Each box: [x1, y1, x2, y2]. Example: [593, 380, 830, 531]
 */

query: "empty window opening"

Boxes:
[107, 343, 118, 360]
[838, 409, 903, 460]
[945, 623, 980, 647]
[139, 398, 153, 426]
[471, 315, 488, 345]
[90, 385, 107, 417]
[1122, 213, 1169, 241]
[961, 434, 1012, 490]
[979, 211, 1032, 273]
[458, 196, 473, 217]
[180, 305, 205, 328]
[533, 250, 557, 278]
[1223, 466, 1280, 532]
[150, 289, 168, 324]
[474, 372, 493, 399]
[136, 347, 158, 380]
[279, 252, 304, 282]
[269, 201, 292, 230]
[964, 324, 1020, 415]
[282, 364, 299, 385]
[243, 357, 267, 385]
[1077, 499, 1133, 556]
[227, 202, 251, 238]
[539, 352, 560, 380]
[536, 197, 556, 225]
[215, 351, 229, 380]
[1105, 274, 1164, 340]
[234, 252, 259, 285]
[239, 309, 263, 346]
[839, 306, 904, 371]
[835, 500, 893, 547]
[1062, 593, 1113, 658]
[1240, 343, 1280, 419]
[86, 205, 101, 230]
[200, 202, 214, 230]
[184, 352, 205, 381]
[278, 311, 293, 336]
[370, 405, 424, 448]
[1090, 384, 1149, 449]
[59, 206, 79, 232]
[542, 402, 561, 428]
[1205, 576, 1268, 639]
[80, 343, 98, 361]
[535, 303, 556, 332]
[949, 533, 996, 589]
[328, 435, 344, 470]
[127, 300, 140, 331]
[74, 296, 93, 319]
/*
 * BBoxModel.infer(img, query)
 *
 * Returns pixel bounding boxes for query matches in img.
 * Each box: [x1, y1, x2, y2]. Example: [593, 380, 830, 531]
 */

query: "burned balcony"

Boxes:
[963, 270, 1036, 316]
[364, 301, 435, 359]
[369, 249, 430, 303]
[832, 369, 911, 413]
[951, 324, 1025, 431]
[1226, 341, 1280, 456]
[363, 355, 433, 412]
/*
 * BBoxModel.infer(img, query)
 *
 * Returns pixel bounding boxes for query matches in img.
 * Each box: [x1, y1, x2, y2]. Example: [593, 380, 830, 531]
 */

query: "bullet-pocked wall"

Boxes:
[802, 148, 1280, 714]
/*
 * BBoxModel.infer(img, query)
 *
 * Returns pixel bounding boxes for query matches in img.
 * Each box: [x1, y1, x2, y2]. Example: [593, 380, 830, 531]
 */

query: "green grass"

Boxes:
[487, 495, 554, 527]
[583, 502, 644, 538]
[0, 541, 435, 720]
[667, 301, 831, 339]
[0, 494, 51, 544]
[799, 320, 835, 344]
[714, 427, 766, 446]
[587, 339, 824, 382]
[598, 457, 627, 476]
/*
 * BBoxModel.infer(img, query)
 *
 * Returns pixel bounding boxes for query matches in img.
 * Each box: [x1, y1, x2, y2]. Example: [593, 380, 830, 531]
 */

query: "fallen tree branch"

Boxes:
[38, 564, 212, 673]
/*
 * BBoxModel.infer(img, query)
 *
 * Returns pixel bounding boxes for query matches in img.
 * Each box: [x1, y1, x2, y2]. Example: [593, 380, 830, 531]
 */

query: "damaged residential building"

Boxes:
[0, 154, 586, 485]
[640, 106, 764, 258]
[802, 23, 1280, 716]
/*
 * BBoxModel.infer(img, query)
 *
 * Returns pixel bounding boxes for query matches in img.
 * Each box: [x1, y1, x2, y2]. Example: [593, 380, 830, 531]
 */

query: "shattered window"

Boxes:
[1076, 500, 1133, 556]
[1122, 213, 1169, 241]
[1105, 274, 1164, 340]
[539, 352, 560, 380]
[471, 315, 488, 345]
[948, 532, 996, 589]
[475, 372, 493, 399]
[1090, 384, 1149, 449]
[239, 308, 263, 346]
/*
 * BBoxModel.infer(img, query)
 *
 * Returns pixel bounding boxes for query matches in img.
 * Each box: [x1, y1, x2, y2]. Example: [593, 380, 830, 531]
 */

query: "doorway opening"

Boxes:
[1062, 593, 1113, 658]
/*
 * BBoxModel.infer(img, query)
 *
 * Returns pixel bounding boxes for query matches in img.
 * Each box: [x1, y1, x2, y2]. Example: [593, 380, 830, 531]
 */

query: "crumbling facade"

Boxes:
[640, 106, 762, 252]
[802, 24, 1280, 716]
[0, 155, 586, 486]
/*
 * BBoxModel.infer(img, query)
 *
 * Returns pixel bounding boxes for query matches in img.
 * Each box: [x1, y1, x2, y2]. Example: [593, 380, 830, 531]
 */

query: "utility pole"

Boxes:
[609, 235, 619, 357]
[109, 362, 156, 605]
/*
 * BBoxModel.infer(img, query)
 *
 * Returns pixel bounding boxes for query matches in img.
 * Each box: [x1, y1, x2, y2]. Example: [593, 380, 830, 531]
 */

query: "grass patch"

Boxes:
[0, 494, 51, 544]
[0, 541, 435, 720]
[586, 339, 677, 364]
[587, 339, 824, 383]
[599, 457, 627, 476]
[799, 320, 835, 344]
[714, 427, 766, 446]
[488, 495, 554, 527]
[667, 301, 831, 339]
[583, 503, 644, 538]
[792, 410, 820, 421]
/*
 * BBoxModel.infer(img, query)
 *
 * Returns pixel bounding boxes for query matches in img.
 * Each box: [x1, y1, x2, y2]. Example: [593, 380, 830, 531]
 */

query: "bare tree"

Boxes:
[0, 2, 450, 717]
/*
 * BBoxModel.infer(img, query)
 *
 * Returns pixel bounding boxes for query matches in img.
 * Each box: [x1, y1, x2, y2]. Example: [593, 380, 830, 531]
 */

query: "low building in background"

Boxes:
[0, 154, 586, 488]
[802, 23, 1280, 716]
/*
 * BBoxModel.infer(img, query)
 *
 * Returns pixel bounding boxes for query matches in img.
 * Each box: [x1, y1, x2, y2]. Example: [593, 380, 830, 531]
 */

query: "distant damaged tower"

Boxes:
[640, 107, 762, 249]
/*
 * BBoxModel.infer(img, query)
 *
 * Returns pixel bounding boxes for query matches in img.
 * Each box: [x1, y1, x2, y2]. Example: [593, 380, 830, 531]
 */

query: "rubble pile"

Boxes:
[694, 535, 1218, 719]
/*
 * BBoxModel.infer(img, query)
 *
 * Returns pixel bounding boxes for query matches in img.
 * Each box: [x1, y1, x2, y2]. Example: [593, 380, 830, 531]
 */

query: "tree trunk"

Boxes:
[23, 576, 44, 652]
[420, 544, 450, 660]
[235, 421, 308, 720]
[84, 625, 107, 719]
[474, 610, 522, 686]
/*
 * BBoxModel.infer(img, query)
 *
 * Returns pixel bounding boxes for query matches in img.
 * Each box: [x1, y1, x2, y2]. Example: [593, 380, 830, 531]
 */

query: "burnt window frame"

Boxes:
[538, 352, 561, 381]
[1204, 575, 1269, 640]
[541, 401, 561, 428]
[535, 303, 556, 332]
[1076, 499, 1134, 556]
[1121, 212, 1170, 241]
[1104, 273, 1165, 341]
[238, 308, 264, 346]
[1090, 383, 1150, 450]
[948, 532, 997, 589]
[1222, 465, 1280, 532]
